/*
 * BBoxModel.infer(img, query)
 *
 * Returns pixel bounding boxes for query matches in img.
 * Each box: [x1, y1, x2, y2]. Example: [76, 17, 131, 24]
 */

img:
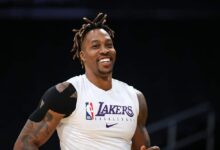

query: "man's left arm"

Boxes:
[131, 90, 160, 150]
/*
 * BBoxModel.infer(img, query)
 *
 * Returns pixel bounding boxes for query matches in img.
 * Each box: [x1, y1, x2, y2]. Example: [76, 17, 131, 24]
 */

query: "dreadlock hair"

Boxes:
[71, 12, 115, 66]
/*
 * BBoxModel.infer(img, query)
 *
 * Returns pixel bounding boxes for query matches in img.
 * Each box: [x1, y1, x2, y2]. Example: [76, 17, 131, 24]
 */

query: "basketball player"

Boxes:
[13, 13, 160, 150]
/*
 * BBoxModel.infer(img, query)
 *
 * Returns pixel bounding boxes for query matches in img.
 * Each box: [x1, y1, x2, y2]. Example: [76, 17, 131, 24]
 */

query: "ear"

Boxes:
[80, 50, 86, 62]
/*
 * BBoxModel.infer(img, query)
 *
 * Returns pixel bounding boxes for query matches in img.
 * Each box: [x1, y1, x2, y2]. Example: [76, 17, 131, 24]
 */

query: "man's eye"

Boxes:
[92, 45, 99, 49]
[106, 44, 113, 48]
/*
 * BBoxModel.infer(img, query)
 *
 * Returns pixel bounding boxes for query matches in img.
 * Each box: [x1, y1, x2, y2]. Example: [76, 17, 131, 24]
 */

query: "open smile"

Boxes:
[99, 58, 111, 63]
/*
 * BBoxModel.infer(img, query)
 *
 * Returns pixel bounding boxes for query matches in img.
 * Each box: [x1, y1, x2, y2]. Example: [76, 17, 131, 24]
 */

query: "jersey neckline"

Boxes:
[83, 74, 114, 94]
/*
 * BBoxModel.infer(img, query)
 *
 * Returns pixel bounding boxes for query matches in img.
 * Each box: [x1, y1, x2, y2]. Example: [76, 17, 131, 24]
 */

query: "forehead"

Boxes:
[83, 28, 112, 43]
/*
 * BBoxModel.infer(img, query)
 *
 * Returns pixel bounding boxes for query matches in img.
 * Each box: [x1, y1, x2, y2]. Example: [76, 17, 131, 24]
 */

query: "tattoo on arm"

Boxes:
[23, 113, 52, 146]
[14, 111, 63, 150]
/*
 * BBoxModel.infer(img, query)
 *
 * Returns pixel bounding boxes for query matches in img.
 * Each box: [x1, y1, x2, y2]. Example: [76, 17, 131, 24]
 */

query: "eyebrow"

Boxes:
[91, 40, 99, 44]
[90, 39, 113, 44]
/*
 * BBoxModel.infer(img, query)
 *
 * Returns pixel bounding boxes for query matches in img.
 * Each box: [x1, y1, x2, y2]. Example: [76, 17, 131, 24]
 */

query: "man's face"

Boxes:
[80, 28, 116, 77]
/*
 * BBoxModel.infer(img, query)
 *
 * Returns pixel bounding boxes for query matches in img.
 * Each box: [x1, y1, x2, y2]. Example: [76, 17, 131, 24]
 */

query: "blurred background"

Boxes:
[0, 0, 219, 149]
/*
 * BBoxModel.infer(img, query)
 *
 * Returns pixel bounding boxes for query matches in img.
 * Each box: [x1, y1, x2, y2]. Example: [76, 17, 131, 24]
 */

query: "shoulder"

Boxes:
[56, 82, 70, 91]
[113, 79, 143, 100]
[135, 89, 146, 103]
[66, 74, 85, 84]
[65, 74, 86, 91]
[135, 89, 147, 109]
[44, 81, 76, 97]
[41, 81, 77, 117]
[113, 79, 144, 95]
[29, 82, 77, 122]
[112, 78, 135, 90]
[135, 89, 148, 124]
[55, 82, 73, 92]
[44, 81, 77, 103]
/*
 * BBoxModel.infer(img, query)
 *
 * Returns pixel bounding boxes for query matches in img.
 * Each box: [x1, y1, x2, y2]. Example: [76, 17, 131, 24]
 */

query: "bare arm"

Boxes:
[132, 90, 160, 150]
[132, 90, 150, 150]
[14, 110, 64, 150]
[13, 82, 72, 150]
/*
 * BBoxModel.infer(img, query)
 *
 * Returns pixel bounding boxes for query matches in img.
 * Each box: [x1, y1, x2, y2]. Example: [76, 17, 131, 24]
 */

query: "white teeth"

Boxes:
[99, 58, 110, 62]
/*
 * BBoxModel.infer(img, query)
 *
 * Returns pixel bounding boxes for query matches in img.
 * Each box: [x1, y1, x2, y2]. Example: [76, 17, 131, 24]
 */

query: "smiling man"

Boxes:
[13, 13, 160, 150]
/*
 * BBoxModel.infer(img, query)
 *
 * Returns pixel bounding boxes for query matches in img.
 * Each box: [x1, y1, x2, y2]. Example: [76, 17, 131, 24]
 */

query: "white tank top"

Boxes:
[56, 74, 139, 150]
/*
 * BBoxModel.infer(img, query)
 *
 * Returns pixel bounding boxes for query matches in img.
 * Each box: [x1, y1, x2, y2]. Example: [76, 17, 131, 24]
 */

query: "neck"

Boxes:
[85, 71, 112, 91]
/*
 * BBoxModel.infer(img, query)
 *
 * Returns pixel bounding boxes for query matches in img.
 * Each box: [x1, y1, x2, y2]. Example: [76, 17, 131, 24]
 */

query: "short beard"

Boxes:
[97, 67, 113, 77]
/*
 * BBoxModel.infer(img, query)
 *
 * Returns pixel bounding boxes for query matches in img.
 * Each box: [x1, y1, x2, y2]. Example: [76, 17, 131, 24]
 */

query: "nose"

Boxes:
[100, 46, 109, 54]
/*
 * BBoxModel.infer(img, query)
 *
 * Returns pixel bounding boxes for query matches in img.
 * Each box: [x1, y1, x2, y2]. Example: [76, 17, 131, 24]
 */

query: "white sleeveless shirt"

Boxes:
[56, 74, 139, 150]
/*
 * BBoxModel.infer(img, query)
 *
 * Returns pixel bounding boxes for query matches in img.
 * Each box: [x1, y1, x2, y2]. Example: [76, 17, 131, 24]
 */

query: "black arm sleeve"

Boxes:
[29, 83, 77, 122]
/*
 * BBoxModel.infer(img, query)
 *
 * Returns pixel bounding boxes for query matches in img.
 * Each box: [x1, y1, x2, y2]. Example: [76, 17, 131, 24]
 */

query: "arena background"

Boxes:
[0, 0, 219, 149]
